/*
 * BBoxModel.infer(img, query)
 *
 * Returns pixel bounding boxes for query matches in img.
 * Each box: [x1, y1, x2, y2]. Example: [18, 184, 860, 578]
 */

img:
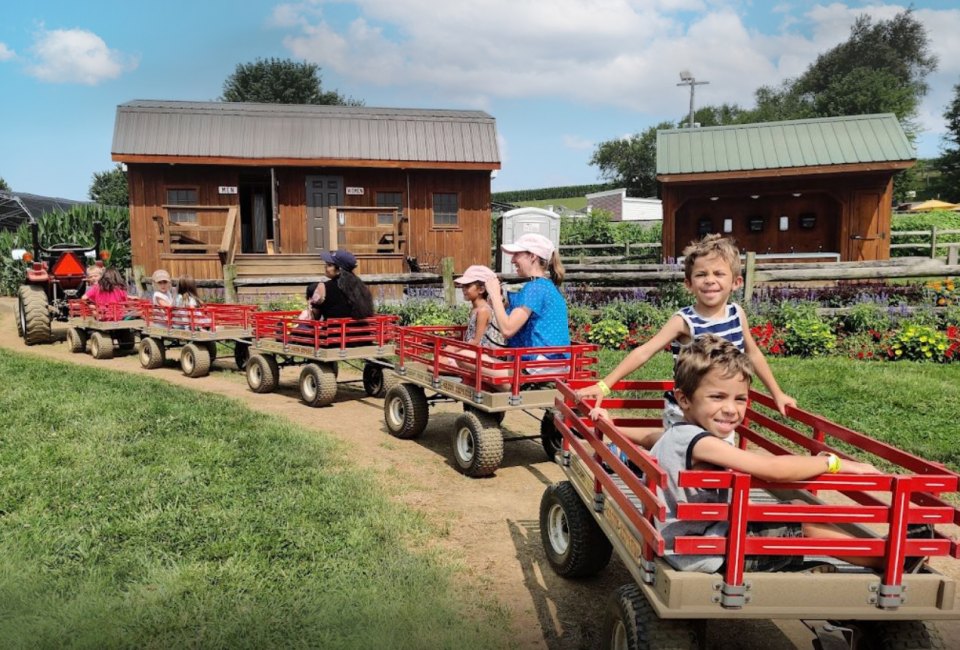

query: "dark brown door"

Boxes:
[847, 191, 884, 261]
[306, 175, 343, 254]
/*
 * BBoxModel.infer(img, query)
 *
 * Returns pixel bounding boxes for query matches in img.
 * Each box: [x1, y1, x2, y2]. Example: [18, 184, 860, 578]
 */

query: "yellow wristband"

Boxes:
[826, 453, 841, 474]
[598, 380, 611, 397]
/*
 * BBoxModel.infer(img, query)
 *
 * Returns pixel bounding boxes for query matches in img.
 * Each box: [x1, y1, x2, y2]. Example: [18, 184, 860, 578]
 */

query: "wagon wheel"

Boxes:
[463, 404, 505, 428]
[602, 583, 701, 650]
[115, 330, 137, 353]
[541, 409, 562, 462]
[233, 342, 250, 371]
[139, 337, 165, 369]
[452, 411, 504, 477]
[540, 481, 612, 578]
[860, 620, 945, 650]
[362, 360, 390, 397]
[383, 384, 429, 439]
[67, 327, 87, 353]
[89, 332, 114, 360]
[246, 354, 279, 393]
[299, 362, 338, 407]
[180, 342, 211, 378]
[18, 284, 53, 345]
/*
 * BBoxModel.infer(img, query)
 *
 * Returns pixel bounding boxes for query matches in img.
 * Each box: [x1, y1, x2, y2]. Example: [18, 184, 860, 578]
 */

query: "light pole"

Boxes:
[677, 70, 709, 128]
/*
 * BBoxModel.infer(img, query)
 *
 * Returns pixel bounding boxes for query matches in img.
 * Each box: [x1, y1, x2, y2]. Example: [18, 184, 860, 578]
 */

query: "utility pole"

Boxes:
[677, 70, 709, 128]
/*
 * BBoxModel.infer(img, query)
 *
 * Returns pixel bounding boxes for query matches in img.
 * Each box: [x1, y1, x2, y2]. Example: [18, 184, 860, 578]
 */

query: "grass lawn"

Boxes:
[0, 349, 510, 649]
[596, 349, 960, 471]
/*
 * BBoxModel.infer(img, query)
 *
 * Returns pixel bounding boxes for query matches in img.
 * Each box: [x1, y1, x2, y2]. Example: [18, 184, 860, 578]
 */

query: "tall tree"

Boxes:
[590, 121, 674, 197]
[933, 83, 960, 203]
[679, 103, 750, 128]
[0, 177, 10, 192]
[220, 58, 362, 106]
[89, 164, 129, 206]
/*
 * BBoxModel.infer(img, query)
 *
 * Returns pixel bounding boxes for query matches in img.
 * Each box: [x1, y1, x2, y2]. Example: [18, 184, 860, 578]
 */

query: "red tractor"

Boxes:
[14, 215, 105, 345]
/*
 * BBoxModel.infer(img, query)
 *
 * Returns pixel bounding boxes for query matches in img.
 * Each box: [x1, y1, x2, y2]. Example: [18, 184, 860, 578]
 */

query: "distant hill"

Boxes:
[492, 183, 613, 215]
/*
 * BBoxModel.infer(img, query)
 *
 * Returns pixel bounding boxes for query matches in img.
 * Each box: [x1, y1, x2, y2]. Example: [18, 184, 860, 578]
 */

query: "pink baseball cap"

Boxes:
[500, 233, 555, 260]
[454, 265, 496, 285]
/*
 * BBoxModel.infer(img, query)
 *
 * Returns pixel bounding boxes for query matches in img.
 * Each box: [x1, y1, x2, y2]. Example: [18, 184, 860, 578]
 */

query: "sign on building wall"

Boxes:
[345, 187, 364, 195]
[218, 186, 238, 195]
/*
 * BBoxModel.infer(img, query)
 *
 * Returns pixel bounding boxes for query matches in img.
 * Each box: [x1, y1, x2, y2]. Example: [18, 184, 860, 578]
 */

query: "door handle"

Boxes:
[850, 235, 880, 241]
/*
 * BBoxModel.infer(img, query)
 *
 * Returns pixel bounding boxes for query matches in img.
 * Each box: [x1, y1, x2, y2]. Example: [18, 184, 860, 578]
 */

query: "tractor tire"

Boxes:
[139, 337, 165, 369]
[362, 361, 387, 397]
[863, 620, 945, 650]
[89, 332, 114, 360]
[602, 583, 700, 650]
[67, 327, 87, 353]
[540, 481, 612, 578]
[541, 409, 562, 462]
[206, 342, 219, 364]
[383, 383, 429, 439]
[14, 296, 23, 338]
[180, 342, 211, 378]
[299, 363, 338, 407]
[246, 354, 279, 393]
[463, 403, 505, 427]
[233, 342, 250, 370]
[452, 411, 504, 477]
[18, 284, 53, 345]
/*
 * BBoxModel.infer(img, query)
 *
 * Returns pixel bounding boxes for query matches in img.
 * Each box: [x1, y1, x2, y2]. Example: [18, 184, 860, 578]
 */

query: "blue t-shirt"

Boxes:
[506, 277, 570, 357]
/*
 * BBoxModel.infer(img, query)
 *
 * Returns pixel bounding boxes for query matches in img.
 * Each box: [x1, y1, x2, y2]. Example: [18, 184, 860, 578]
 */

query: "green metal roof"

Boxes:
[656, 113, 914, 176]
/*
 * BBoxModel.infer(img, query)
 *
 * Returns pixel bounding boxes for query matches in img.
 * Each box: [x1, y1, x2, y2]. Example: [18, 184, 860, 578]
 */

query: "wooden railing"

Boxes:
[218, 206, 240, 266]
[326, 206, 403, 254]
[890, 226, 960, 259]
[154, 205, 237, 258]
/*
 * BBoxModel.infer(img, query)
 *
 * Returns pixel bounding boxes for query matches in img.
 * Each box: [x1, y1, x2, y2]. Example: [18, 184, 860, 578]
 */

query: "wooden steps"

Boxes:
[234, 254, 321, 299]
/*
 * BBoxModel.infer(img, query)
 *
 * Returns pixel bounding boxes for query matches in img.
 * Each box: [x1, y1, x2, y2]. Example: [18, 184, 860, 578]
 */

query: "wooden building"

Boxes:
[111, 100, 501, 286]
[656, 114, 915, 262]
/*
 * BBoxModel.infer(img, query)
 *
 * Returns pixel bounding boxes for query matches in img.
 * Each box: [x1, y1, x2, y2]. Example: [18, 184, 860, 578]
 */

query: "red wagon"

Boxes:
[541, 379, 960, 649]
[244, 311, 398, 407]
[66, 298, 146, 359]
[138, 302, 259, 377]
[383, 325, 598, 477]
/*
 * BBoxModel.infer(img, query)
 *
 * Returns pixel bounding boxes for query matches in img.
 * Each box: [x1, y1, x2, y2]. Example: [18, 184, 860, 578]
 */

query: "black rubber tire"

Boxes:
[362, 361, 387, 397]
[540, 481, 612, 578]
[89, 331, 114, 360]
[18, 284, 52, 345]
[299, 363, 338, 407]
[14, 293, 24, 338]
[541, 409, 562, 462]
[67, 327, 87, 353]
[246, 354, 279, 393]
[234, 342, 250, 370]
[463, 403, 505, 427]
[206, 342, 218, 363]
[115, 330, 137, 353]
[452, 412, 504, 477]
[863, 620, 945, 650]
[383, 383, 429, 439]
[139, 337, 165, 369]
[180, 342, 211, 378]
[602, 583, 700, 650]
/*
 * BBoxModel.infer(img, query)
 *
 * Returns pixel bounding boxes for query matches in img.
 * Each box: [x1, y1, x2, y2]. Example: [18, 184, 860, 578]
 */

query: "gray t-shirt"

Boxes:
[650, 422, 730, 573]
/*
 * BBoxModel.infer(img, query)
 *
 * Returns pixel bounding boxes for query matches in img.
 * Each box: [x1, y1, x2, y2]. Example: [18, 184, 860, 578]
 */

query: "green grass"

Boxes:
[596, 349, 960, 471]
[0, 349, 510, 649]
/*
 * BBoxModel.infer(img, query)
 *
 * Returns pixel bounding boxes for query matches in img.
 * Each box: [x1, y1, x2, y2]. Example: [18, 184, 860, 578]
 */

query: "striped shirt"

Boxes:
[669, 303, 745, 360]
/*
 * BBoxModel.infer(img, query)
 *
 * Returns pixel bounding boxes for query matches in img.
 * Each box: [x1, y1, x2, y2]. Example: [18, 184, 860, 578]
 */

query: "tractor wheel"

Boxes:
[362, 361, 389, 397]
[180, 343, 211, 378]
[452, 412, 504, 477]
[540, 481, 612, 578]
[602, 584, 700, 650]
[233, 342, 250, 370]
[463, 404, 505, 427]
[89, 332, 114, 360]
[18, 284, 53, 345]
[862, 620, 945, 650]
[246, 354, 279, 393]
[299, 363, 338, 407]
[67, 327, 87, 353]
[541, 409, 562, 462]
[383, 383, 429, 439]
[139, 337, 165, 369]
[14, 297, 23, 338]
[206, 342, 219, 364]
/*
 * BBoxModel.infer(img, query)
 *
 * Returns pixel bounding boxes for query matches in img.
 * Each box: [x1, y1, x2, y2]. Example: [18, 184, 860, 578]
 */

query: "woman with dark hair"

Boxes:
[309, 249, 374, 319]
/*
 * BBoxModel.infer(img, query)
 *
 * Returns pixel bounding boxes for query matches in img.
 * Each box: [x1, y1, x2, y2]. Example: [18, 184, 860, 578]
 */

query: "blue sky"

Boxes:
[1, 0, 959, 201]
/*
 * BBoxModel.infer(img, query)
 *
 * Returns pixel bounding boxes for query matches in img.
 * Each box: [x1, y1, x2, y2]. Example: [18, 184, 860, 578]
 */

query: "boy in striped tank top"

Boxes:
[579, 234, 796, 449]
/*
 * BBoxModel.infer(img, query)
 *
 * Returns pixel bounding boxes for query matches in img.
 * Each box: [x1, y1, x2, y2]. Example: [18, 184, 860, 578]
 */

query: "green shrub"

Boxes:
[585, 318, 629, 349]
[943, 305, 960, 328]
[600, 299, 669, 329]
[375, 299, 467, 326]
[652, 282, 690, 310]
[840, 302, 891, 334]
[782, 308, 836, 357]
[891, 211, 960, 257]
[567, 304, 593, 333]
[773, 301, 822, 328]
[888, 324, 950, 362]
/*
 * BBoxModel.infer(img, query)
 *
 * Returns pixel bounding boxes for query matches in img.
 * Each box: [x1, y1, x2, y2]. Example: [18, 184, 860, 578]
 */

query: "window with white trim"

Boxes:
[167, 188, 198, 223]
[432, 193, 459, 227]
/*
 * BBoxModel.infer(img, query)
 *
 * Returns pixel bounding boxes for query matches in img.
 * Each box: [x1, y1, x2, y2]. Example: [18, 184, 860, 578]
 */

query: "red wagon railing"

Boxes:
[68, 298, 146, 322]
[140, 302, 259, 332]
[251, 312, 398, 352]
[553, 379, 960, 610]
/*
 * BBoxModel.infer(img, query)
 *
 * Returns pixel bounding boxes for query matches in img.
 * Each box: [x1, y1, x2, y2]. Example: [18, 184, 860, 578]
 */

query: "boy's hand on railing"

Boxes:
[774, 391, 798, 415]
[588, 406, 610, 422]
[577, 382, 605, 402]
[840, 459, 881, 475]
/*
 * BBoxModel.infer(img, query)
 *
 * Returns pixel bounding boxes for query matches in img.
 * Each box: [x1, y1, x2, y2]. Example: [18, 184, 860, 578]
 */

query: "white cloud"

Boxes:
[27, 28, 138, 85]
[0, 42, 14, 61]
[563, 134, 595, 150]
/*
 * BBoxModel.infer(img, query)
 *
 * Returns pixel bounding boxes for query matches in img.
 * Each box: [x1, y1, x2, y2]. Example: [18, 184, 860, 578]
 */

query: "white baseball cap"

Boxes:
[454, 265, 497, 285]
[500, 233, 555, 260]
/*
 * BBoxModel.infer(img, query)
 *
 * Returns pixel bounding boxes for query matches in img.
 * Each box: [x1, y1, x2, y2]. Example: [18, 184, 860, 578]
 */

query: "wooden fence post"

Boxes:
[931, 225, 938, 259]
[223, 264, 237, 303]
[442, 257, 456, 307]
[133, 265, 146, 294]
[743, 252, 756, 303]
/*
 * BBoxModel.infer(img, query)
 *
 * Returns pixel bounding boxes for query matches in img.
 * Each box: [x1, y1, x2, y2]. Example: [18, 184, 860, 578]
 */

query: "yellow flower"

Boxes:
[925, 351, 933, 358]
[895, 349, 903, 357]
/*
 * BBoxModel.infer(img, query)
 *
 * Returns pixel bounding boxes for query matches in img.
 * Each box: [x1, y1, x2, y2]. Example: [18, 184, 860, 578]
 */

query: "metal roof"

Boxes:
[112, 100, 500, 165]
[656, 113, 914, 176]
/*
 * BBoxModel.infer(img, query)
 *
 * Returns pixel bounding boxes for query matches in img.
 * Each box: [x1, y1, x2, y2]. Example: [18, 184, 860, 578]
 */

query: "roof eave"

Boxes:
[657, 160, 915, 184]
[112, 153, 501, 171]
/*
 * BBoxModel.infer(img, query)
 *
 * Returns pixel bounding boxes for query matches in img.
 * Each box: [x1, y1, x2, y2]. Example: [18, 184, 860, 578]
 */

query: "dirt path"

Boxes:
[2, 297, 958, 649]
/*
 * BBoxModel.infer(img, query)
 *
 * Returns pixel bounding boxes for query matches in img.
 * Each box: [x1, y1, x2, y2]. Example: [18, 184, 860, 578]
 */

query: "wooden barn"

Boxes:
[656, 114, 915, 262]
[111, 100, 501, 294]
